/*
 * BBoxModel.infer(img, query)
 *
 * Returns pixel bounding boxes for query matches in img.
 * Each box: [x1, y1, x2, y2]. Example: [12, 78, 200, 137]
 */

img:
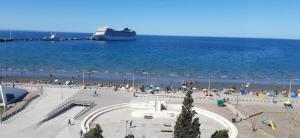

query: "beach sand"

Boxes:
[1, 75, 299, 92]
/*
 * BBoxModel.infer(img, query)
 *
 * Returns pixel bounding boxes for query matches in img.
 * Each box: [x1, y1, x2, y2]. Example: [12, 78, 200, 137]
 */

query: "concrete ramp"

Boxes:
[39, 100, 95, 124]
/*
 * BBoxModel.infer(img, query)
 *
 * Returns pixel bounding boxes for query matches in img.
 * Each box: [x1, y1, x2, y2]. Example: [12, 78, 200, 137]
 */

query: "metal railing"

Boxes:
[135, 93, 300, 104]
[74, 102, 96, 119]
[39, 100, 95, 124]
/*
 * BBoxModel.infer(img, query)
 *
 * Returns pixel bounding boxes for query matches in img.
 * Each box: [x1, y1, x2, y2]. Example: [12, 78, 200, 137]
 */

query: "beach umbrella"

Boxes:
[30, 80, 36, 84]
[65, 80, 71, 85]
[245, 83, 250, 88]
[54, 79, 60, 84]
[271, 89, 278, 95]
[291, 92, 298, 98]
[216, 99, 225, 107]
[240, 88, 245, 95]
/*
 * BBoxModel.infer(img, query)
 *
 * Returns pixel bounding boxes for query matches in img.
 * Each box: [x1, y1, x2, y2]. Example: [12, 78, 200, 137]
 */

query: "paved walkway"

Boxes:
[0, 87, 78, 138]
[1, 84, 293, 138]
[0, 87, 132, 138]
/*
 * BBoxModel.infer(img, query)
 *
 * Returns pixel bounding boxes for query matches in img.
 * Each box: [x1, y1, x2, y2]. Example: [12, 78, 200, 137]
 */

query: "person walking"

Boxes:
[79, 130, 83, 137]
[68, 119, 71, 126]
[130, 120, 132, 128]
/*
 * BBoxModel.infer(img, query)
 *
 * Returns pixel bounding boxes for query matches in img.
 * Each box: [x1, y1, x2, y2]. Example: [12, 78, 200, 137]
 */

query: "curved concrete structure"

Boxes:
[81, 103, 129, 133]
[194, 108, 238, 138]
[81, 103, 238, 138]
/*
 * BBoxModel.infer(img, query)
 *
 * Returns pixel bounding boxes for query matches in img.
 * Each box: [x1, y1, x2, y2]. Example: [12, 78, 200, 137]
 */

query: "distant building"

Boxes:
[0, 85, 28, 107]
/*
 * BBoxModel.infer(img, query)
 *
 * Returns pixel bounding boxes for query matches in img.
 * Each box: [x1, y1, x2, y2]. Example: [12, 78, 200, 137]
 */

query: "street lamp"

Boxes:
[208, 75, 211, 94]
[125, 120, 128, 136]
[82, 69, 85, 89]
[132, 74, 135, 89]
[126, 72, 135, 90]
[207, 74, 212, 95]
[169, 73, 176, 91]
[61, 85, 64, 100]
[148, 72, 152, 85]
[142, 71, 151, 85]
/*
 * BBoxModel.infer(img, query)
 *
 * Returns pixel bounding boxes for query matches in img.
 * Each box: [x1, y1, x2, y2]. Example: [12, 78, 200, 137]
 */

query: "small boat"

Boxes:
[43, 32, 59, 41]
[49, 33, 57, 40]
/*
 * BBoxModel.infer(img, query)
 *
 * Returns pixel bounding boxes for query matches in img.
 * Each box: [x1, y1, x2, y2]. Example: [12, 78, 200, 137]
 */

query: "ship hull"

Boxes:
[94, 35, 135, 41]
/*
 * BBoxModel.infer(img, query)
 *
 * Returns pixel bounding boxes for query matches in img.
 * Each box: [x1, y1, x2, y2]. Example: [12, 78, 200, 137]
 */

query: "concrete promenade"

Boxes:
[0, 83, 298, 138]
[0, 84, 132, 138]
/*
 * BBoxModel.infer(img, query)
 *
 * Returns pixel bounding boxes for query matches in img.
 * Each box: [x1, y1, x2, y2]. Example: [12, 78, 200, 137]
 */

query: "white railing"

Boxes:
[81, 103, 129, 133]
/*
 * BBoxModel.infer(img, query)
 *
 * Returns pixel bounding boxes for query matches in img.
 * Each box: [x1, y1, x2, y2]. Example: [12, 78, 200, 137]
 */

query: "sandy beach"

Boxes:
[1, 75, 299, 92]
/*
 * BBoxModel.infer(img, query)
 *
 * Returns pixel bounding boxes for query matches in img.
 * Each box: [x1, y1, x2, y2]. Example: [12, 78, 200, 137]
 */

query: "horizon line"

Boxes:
[1, 28, 299, 41]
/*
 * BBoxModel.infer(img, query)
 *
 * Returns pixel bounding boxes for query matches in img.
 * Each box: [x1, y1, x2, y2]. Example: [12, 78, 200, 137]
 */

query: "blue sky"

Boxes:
[0, 0, 300, 39]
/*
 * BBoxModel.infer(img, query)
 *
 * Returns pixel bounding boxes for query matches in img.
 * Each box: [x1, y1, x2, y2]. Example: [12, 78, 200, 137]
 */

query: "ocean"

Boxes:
[1, 31, 300, 84]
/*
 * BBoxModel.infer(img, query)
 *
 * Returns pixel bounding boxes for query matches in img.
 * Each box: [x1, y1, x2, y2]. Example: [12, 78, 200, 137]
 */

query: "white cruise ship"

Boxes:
[93, 27, 136, 41]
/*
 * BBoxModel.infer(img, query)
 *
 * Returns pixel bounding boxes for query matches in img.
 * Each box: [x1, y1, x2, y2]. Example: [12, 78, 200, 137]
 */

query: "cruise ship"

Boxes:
[92, 27, 136, 41]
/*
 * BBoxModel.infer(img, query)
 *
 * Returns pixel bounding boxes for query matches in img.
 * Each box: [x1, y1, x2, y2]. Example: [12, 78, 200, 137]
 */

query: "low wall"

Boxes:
[81, 103, 129, 133]
[1, 92, 39, 122]
[80, 102, 238, 138]
[194, 108, 238, 138]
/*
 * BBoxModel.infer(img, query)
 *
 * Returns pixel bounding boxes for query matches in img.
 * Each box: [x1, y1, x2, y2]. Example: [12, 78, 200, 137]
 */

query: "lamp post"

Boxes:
[287, 78, 300, 138]
[21, 71, 24, 83]
[236, 92, 239, 117]
[142, 71, 151, 85]
[126, 72, 135, 89]
[207, 74, 212, 96]
[149, 72, 152, 85]
[4, 65, 7, 82]
[82, 69, 85, 89]
[61, 85, 64, 100]
[132, 74, 135, 89]
[125, 120, 128, 137]
[208, 75, 211, 94]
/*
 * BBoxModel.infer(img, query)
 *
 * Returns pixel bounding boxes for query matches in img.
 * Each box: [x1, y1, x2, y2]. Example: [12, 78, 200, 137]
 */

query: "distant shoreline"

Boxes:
[1, 75, 300, 92]
[0, 70, 297, 86]
[1, 30, 300, 41]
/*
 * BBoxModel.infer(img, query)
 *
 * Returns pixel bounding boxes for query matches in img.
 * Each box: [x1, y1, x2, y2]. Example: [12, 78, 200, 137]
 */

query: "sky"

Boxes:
[0, 0, 300, 39]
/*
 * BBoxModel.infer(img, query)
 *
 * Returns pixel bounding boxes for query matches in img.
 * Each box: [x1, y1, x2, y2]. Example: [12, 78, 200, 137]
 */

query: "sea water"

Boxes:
[1, 31, 300, 84]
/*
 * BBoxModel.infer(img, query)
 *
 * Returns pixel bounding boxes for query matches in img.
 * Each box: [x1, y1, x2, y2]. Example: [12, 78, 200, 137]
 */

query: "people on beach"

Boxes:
[40, 86, 44, 95]
[272, 98, 277, 104]
[93, 90, 98, 97]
